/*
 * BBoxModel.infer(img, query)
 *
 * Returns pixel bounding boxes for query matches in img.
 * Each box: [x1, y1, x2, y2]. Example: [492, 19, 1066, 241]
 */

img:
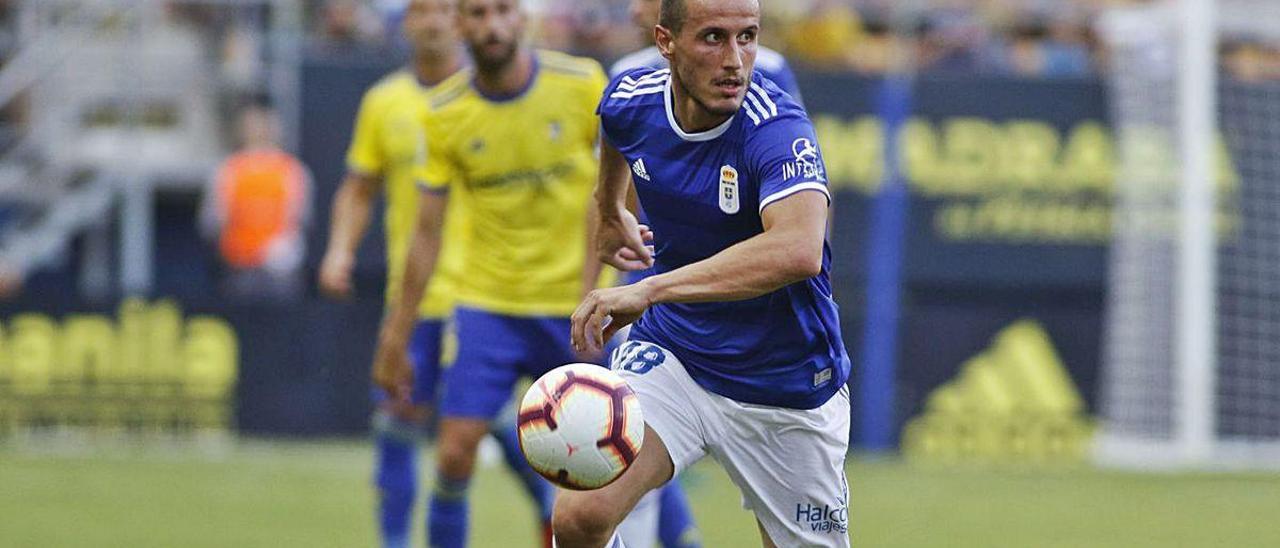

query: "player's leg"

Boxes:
[711, 386, 852, 548]
[552, 424, 673, 547]
[553, 341, 711, 547]
[429, 417, 491, 548]
[755, 519, 778, 548]
[371, 410, 419, 548]
[372, 319, 444, 548]
[657, 481, 702, 548]
[429, 308, 525, 548]
[614, 488, 661, 547]
[606, 328, 703, 548]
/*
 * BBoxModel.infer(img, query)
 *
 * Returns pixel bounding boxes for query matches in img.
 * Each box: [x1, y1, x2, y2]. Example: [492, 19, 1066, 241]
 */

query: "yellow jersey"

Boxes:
[346, 70, 466, 319]
[417, 51, 609, 317]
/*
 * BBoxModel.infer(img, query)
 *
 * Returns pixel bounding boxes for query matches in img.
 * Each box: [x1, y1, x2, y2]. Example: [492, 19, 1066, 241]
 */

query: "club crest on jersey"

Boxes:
[548, 120, 562, 142]
[718, 165, 740, 214]
[782, 137, 826, 182]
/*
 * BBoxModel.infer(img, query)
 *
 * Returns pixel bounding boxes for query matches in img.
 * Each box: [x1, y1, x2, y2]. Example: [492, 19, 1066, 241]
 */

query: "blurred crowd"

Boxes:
[303, 0, 1280, 80]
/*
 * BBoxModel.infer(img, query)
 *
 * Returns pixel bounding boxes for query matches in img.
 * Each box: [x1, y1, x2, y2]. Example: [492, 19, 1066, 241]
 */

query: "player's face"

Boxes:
[658, 0, 759, 118]
[629, 0, 660, 32]
[458, 0, 525, 72]
[403, 0, 457, 55]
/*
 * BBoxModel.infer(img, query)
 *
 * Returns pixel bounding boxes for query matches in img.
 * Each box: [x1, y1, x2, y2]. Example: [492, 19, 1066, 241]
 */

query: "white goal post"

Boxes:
[1097, 0, 1280, 469]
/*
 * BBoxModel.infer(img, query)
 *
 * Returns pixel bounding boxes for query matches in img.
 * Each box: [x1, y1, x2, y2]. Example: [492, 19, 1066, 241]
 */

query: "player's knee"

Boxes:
[436, 440, 477, 479]
[552, 494, 620, 545]
[436, 421, 488, 478]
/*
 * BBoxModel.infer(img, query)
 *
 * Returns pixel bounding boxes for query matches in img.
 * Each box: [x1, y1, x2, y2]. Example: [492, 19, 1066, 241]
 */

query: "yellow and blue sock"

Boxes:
[373, 414, 419, 548]
[428, 474, 470, 548]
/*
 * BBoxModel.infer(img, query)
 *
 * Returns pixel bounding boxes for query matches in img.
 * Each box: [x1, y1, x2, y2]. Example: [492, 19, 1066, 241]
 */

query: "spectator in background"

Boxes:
[315, 0, 385, 48]
[1002, 15, 1092, 78]
[1042, 16, 1092, 76]
[1004, 18, 1050, 77]
[915, 1, 994, 73]
[0, 262, 22, 300]
[848, 15, 894, 75]
[780, 0, 864, 70]
[1224, 39, 1280, 82]
[201, 101, 312, 301]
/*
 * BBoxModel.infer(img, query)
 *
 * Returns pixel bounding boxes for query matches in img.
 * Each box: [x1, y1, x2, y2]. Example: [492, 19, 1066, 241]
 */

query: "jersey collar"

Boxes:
[472, 54, 539, 104]
[664, 77, 735, 142]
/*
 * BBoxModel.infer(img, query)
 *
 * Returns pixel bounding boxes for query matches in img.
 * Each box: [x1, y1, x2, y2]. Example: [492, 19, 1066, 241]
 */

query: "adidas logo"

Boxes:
[632, 158, 650, 181]
[902, 319, 1094, 463]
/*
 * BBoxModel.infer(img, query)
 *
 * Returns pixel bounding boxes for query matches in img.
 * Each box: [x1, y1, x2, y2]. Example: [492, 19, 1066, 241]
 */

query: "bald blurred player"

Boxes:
[371, 0, 615, 546]
[317, 1, 552, 546]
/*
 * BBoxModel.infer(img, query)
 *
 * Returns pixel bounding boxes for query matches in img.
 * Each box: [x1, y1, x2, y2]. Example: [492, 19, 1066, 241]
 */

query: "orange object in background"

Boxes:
[212, 149, 309, 269]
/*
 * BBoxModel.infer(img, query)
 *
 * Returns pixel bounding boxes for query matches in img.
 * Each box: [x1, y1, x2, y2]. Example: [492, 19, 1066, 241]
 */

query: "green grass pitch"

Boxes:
[2, 440, 1278, 547]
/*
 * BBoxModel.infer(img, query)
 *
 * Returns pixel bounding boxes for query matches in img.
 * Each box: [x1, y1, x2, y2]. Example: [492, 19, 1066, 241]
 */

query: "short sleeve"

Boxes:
[596, 67, 648, 151]
[414, 111, 454, 194]
[748, 115, 830, 214]
[345, 89, 383, 176]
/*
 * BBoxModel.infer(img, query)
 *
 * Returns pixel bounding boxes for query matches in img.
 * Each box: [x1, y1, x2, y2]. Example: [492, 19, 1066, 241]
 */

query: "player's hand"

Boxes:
[372, 323, 414, 402]
[597, 208, 654, 272]
[572, 282, 653, 355]
[574, 345, 606, 364]
[318, 250, 355, 300]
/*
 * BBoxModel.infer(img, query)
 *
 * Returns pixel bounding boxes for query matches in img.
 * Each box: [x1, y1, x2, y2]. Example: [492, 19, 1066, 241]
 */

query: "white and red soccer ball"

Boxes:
[517, 363, 644, 490]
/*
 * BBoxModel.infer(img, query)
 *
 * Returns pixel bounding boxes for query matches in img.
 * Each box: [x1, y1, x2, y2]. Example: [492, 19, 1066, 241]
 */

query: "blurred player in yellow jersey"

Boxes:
[317, 1, 554, 546]
[370, 0, 617, 546]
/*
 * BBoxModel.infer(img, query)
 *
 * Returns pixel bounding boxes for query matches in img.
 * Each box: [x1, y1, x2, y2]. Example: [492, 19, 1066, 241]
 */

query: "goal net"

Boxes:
[1097, 0, 1280, 469]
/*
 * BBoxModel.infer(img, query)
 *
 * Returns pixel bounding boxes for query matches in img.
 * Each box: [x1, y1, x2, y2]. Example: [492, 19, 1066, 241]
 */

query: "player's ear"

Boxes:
[655, 25, 675, 60]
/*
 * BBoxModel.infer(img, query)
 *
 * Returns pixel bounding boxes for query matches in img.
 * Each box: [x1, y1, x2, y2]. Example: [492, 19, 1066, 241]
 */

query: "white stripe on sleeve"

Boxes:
[759, 182, 830, 213]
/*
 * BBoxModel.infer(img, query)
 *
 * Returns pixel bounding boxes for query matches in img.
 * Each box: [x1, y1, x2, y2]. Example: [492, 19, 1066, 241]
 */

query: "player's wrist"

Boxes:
[378, 308, 414, 346]
[596, 198, 627, 221]
[634, 276, 662, 307]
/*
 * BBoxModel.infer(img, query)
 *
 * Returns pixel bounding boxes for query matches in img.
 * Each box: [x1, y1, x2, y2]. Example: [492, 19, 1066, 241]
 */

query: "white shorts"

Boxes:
[611, 341, 852, 547]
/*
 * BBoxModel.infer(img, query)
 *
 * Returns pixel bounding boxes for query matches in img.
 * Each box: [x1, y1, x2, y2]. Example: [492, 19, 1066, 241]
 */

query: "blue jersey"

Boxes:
[597, 67, 849, 410]
[612, 47, 803, 285]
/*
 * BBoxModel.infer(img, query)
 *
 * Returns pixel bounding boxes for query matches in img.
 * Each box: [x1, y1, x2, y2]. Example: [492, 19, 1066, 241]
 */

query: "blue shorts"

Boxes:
[440, 307, 599, 420]
[372, 319, 445, 406]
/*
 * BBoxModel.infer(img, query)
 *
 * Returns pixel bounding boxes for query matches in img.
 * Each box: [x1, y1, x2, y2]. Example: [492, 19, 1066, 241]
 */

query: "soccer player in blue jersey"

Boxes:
[602, 3, 808, 548]
[556, 0, 851, 546]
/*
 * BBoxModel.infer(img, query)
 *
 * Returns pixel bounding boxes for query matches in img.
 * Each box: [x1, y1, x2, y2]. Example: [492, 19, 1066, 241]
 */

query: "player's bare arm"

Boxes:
[372, 189, 448, 398]
[573, 189, 828, 353]
[318, 171, 381, 299]
[594, 137, 656, 273]
[645, 190, 827, 301]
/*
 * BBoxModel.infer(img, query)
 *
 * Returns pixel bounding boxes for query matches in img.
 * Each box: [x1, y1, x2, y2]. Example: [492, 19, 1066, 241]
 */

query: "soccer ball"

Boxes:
[517, 363, 645, 490]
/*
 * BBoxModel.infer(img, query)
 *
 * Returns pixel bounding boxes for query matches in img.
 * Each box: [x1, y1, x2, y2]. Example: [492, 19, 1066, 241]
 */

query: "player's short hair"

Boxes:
[659, 0, 686, 33]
